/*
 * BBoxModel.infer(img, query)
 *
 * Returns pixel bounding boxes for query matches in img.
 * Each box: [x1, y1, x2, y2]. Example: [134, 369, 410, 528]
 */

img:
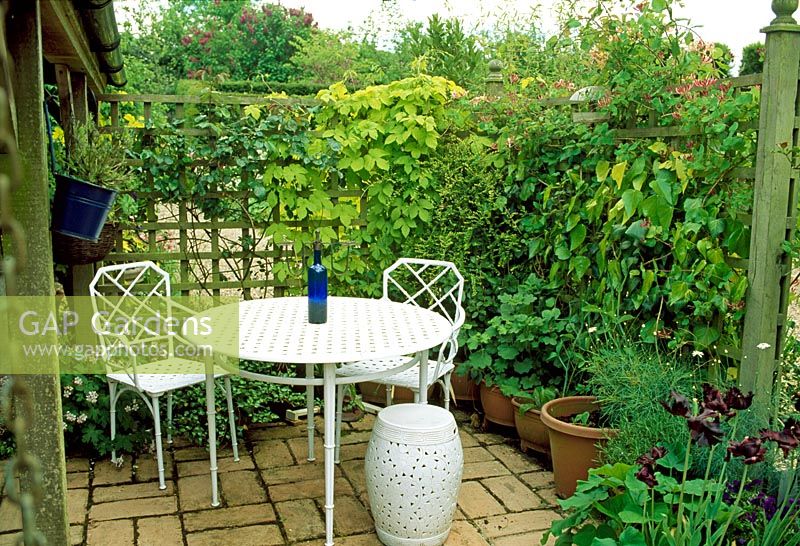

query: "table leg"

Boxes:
[418, 349, 429, 404]
[205, 356, 220, 507]
[306, 364, 316, 462]
[323, 362, 336, 545]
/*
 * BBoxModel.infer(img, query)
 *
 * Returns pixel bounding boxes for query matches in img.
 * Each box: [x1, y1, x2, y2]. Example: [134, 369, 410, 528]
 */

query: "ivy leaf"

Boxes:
[571, 256, 591, 279]
[596, 160, 610, 182]
[611, 161, 627, 189]
[555, 244, 571, 260]
[570, 224, 587, 250]
[693, 325, 720, 349]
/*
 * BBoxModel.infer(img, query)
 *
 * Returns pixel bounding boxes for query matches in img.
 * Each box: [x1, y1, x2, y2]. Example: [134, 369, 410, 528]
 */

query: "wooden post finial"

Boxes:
[485, 59, 504, 96]
[772, 0, 799, 24]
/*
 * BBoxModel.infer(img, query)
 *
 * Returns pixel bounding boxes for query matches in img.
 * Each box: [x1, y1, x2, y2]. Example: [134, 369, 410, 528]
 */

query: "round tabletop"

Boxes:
[188, 296, 453, 364]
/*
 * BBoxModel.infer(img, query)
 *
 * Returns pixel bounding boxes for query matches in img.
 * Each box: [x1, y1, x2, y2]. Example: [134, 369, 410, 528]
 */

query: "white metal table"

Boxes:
[187, 296, 452, 545]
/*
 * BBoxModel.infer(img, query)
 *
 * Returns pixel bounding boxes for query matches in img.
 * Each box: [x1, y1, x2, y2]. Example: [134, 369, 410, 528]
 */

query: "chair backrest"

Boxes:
[382, 258, 464, 326]
[89, 261, 174, 374]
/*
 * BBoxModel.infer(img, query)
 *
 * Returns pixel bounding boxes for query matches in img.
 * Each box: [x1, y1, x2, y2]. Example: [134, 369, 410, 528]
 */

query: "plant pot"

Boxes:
[540, 396, 616, 498]
[51, 174, 117, 242]
[358, 382, 416, 405]
[479, 383, 515, 427]
[511, 397, 550, 455]
[451, 366, 479, 402]
[52, 222, 119, 265]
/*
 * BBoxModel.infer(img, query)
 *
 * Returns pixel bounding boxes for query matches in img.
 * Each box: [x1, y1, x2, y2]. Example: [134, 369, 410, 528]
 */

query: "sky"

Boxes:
[116, 1, 780, 73]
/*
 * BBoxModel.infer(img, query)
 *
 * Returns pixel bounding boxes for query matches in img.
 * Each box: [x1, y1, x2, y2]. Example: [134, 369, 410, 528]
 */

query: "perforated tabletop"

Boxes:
[192, 296, 452, 364]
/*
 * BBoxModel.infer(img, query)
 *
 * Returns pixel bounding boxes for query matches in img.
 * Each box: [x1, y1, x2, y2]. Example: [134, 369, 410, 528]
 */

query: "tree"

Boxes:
[739, 42, 765, 76]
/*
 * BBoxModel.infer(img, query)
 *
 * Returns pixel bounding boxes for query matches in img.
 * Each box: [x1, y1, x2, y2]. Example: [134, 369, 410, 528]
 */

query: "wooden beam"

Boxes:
[4, 1, 70, 544]
[54, 63, 73, 148]
[71, 71, 88, 123]
[40, 0, 105, 94]
[740, 9, 800, 420]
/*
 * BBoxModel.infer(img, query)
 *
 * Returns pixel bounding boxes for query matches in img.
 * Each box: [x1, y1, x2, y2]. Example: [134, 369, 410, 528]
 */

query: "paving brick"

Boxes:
[347, 413, 376, 431]
[137, 515, 182, 546]
[462, 447, 494, 463]
[68, 488, 88, 524]
[70, 524, 84, 546]
[0, 499, 21, 532]
[445, 521, 490, 545]
[457, 481, 505, 519]
[339, 430, 373, 445]
[260, 463, 340, 486]
[183, 504, 276, 532]
[487, 444, 541, 473]
[459, 430, 480, 448]
[248, 423, 308, 441]
[476, 510, 561, 538]
[326, 495, 374, 536]
[92, 459, 133, 486]
[178, 474, 216, 511]
[186, 524, 284, 546]
[338, 442, 368, 461]
[462, 461, 510, 480]
[133, 453, 173, 482]
[220, 470, 267, 506]
[454, 508, 466, 521]
[252, 440, 295, 468]
[67, 472, 89, 490]
[519, 471, 554, 489]
[86, 519, 134, 546]
[66, 458, 90, 473]
[537, 487, 560, 507]
[339, 460, 367, 495]
[275, 498, 325, 542]
[178, 456, 252, 477]
[287, 436, 324, 462]
[494, 530, 557, 546]
[481, 476, 542, 512]
[93, 481, 174, 504]
[269, 477, 352, 502]
[174, 446, 211, 462]
[89, 496, 177, 521]
[297, 533, 381, 545]
[471, 431, 506, 445]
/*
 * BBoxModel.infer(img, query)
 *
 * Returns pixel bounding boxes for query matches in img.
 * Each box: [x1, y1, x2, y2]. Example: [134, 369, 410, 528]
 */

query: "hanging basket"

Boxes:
[52, 221, 119, 265]
[51, 174, 117, 242]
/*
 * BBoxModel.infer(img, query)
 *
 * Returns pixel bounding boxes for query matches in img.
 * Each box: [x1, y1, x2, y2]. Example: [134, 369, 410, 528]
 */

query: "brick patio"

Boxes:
[0, 409, 561, 545]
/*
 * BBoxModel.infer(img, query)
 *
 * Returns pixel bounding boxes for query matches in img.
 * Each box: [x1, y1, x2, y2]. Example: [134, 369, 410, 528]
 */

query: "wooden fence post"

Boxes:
[740, 0, 800, 418]
[485, 59, 503, 96]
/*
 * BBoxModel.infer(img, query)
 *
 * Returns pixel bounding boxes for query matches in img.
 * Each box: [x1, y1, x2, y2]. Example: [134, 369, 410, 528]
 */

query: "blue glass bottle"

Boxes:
[308, 238, 327, 324]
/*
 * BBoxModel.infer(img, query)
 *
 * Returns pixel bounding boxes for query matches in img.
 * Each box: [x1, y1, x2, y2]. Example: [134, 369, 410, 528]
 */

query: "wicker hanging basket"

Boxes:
[52, 222, 119, 265]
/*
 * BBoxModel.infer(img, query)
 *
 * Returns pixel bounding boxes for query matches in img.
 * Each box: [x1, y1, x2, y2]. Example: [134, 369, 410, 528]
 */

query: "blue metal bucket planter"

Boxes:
[51, 173, 117, 242]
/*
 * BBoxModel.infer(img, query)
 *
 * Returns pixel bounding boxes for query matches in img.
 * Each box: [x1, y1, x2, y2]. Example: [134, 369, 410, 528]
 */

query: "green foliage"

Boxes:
[214, 80, 328, 96]
[291, 30, 395, 89]
[394, 15, 486, 88]
[740, 42, 765, 76]
[168, 363, 307, 447]
[587, 345, 698, 464]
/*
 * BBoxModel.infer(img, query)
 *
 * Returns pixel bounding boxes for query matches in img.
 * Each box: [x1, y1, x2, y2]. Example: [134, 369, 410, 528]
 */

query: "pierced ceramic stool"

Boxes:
[365, 404, 463, 546]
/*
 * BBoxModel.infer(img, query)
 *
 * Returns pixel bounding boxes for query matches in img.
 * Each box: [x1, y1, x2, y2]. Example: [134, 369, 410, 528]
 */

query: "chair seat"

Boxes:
[108, 358, 227, 396]
[337, 357, 454, 391]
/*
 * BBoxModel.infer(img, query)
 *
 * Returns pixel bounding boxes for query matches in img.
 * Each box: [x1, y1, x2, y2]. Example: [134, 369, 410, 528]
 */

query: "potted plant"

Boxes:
[540, 395, 616, 498]
[50, 122, 138, 264]
[512, 385, 557, 455]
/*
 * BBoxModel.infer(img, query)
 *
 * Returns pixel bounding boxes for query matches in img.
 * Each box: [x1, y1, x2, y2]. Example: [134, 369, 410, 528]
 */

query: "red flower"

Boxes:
[635, 464, 658, 488]
[687, 409, 724, 446]
[661, 391, 691, 417]
[724, 387, 754, 411]
[726, 437, 766, 465]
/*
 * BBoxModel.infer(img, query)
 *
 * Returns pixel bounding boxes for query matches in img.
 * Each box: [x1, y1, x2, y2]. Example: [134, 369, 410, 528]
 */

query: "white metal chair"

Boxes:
[89, 260, 238, 495]
[334, 258, 465, 462]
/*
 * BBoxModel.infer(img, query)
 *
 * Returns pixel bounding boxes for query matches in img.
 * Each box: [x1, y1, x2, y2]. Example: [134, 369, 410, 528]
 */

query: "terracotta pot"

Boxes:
[540, 396, 616, 498]
[479, 383, 515, 427]
[511, 397, 550, 455]
[451, 367, 479, 402]
[358, 382, 417, 405]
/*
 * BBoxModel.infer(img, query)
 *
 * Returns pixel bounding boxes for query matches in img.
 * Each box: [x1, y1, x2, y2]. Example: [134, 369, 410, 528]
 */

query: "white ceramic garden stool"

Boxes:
[365, 404, 463, 546]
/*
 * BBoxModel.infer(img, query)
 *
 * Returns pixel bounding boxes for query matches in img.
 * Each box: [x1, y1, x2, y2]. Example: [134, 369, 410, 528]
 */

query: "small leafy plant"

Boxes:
[516, 385, 558, 414]
[545, 384, 800, 545]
